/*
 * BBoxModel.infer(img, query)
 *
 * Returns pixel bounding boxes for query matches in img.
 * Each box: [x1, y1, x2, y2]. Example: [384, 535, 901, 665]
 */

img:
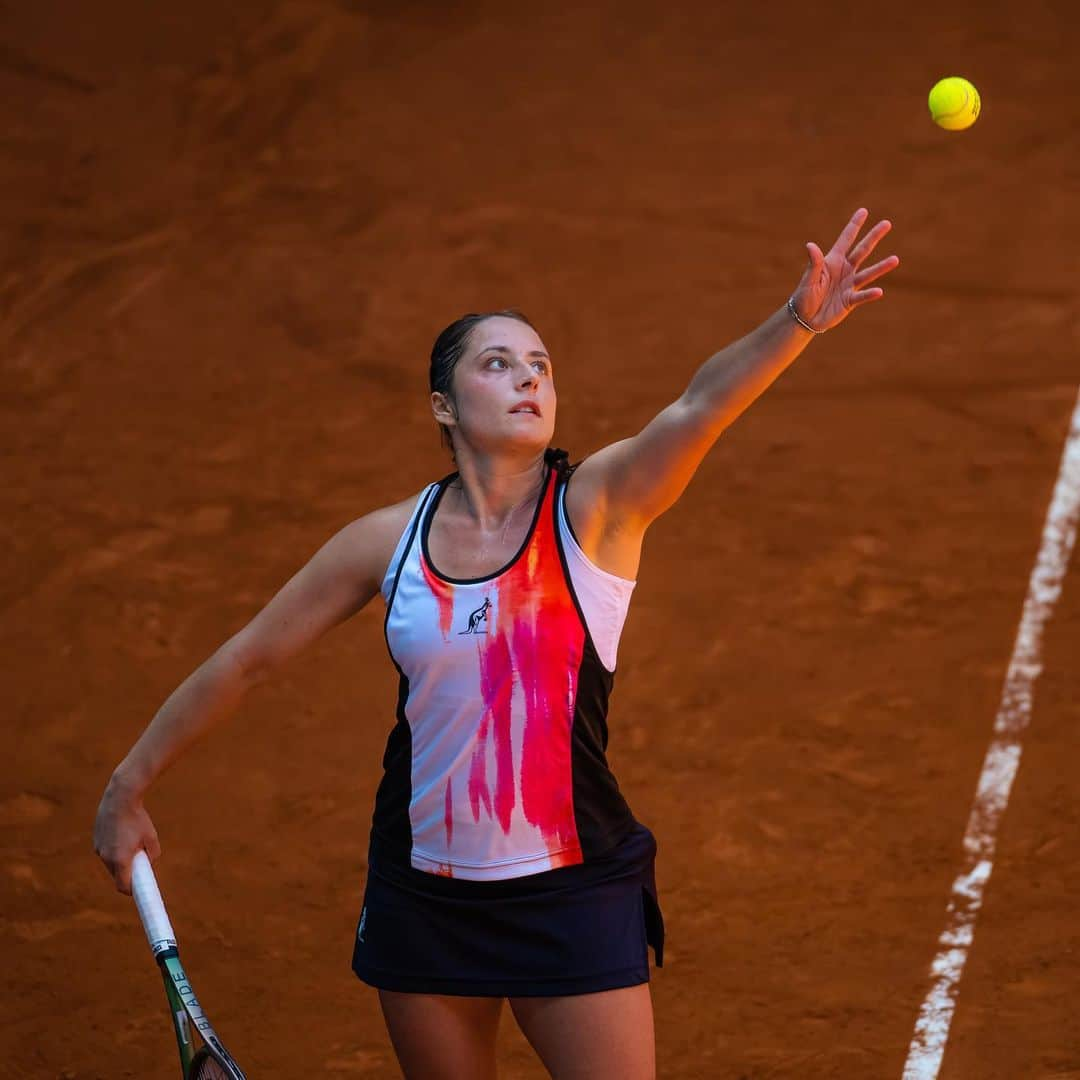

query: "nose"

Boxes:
[518, 365, 538, 390]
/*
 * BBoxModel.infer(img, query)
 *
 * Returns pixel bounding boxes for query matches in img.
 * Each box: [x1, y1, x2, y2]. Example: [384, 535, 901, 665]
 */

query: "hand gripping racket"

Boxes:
[131, 851, 246, 1079]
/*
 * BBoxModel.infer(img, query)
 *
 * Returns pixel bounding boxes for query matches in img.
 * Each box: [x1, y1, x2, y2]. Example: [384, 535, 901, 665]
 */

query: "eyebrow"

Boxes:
[478, 345, 550, 360]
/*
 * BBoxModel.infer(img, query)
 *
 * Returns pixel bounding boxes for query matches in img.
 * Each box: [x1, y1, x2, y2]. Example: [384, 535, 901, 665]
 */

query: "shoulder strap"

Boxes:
[383, 482, 438, 600]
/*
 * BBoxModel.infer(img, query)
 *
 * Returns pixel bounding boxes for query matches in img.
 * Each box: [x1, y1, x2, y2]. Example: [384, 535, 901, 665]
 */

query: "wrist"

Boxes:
[109, 761, 150, 803]
[786, 295, 825, 335]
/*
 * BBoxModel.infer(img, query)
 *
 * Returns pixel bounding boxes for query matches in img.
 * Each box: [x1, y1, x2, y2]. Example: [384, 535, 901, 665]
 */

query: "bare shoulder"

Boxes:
[564, 440, 634, 533]
[563, 442, 646, 581]
[341, 487, 426, 589]
[224, 488, 428, 682]
[567, 442, 628, 505]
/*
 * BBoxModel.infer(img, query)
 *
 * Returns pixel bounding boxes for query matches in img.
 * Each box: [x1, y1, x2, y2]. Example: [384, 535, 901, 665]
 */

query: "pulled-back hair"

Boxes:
[429, 308, 537, 461]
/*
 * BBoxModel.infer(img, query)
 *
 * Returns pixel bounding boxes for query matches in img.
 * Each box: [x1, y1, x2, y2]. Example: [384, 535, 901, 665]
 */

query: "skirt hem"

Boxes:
[352, 963, 651, 998]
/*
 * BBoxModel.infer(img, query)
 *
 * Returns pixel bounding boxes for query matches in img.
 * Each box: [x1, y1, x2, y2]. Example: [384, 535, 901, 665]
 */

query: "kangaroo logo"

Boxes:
[459, 597, 492, 635]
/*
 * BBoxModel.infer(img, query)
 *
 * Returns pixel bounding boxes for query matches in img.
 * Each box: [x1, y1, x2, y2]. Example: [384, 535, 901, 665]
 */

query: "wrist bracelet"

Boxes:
[787, 296, 825, 334]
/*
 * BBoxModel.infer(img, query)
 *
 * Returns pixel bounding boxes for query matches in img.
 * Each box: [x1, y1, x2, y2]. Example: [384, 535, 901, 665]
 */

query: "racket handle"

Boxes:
[131, 850, 177, 956]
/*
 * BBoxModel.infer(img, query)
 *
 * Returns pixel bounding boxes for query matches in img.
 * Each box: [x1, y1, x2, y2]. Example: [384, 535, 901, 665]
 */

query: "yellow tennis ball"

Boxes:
[928, 76, 981, 131]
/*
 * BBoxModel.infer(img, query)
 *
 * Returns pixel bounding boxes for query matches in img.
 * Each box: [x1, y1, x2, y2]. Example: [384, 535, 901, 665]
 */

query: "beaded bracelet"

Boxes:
[787, 296, 825, 334]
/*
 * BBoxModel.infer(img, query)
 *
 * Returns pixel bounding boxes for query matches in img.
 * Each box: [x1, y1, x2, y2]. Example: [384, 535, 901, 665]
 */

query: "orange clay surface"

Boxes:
[3, 3, 1078, 1077]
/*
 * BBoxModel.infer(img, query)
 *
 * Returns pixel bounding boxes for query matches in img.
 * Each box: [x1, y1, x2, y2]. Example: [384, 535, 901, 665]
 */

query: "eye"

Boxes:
[483, 355, 549, 373]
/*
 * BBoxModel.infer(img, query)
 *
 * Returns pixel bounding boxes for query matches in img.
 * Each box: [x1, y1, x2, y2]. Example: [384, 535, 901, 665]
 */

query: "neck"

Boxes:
[448, 452, 547, 532]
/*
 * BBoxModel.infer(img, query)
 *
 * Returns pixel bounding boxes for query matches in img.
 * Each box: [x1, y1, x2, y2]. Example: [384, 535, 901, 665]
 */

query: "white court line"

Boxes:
[902, 388, 1080, 1080]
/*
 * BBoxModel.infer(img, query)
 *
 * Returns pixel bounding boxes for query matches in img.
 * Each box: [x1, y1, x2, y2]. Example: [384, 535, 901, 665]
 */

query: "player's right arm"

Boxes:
[93, 494, 419, 893]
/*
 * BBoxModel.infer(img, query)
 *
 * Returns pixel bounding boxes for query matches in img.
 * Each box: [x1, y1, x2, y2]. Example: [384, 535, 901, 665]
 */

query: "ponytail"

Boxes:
[544, 446, 576, 479]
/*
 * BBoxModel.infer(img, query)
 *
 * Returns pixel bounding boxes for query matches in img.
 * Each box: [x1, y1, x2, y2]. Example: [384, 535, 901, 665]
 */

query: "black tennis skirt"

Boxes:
[351, 819, 665, 997]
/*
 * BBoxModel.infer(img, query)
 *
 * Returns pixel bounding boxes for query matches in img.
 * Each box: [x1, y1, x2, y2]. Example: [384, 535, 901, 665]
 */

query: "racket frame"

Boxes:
[131, 851, 246, 1080]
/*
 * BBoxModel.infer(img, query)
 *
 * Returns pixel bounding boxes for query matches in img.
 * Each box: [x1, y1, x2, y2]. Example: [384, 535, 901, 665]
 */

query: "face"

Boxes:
[433, 316, 556, 456]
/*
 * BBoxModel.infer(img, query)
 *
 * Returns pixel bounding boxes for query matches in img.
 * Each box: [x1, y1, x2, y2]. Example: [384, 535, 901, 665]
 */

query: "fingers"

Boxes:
[118, 843, 156, 894]
[848, 286, 885, 306]
[98, 845, 136, 893]
[93, 799, 161, 894]
[848, 219, 894, 269]
[828, 209, 898, 274]
[115, 838, 160, 894]
[854, 253, 900, 288]
[96, 848, 133, 893]
[827, 207, 869, 258]
[143, 815, 163, 863]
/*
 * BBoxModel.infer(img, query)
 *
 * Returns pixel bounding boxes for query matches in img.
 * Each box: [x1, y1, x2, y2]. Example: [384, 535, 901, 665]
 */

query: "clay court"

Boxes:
[4, 1, 1078, 1076]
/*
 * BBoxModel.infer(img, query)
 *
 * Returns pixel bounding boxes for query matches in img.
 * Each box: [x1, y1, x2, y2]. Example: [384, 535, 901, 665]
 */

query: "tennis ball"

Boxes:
[928, 76, 981, 131]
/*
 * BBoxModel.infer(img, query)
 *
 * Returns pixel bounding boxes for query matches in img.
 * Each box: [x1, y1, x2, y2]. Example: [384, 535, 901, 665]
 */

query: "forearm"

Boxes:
[683, 303, 814, 432]
[108, 645, 254, 801]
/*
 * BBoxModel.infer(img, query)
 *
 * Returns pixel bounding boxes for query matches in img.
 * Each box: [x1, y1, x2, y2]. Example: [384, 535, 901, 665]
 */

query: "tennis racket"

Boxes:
[131, 850, 246, 1079]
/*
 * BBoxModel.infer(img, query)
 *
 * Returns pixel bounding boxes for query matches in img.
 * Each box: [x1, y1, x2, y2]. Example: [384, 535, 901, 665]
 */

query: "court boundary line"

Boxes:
[902, 388, 1080, 1079]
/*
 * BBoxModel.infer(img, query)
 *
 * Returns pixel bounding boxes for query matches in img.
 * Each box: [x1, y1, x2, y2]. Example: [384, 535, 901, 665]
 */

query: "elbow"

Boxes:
[216, 636, 271, 691]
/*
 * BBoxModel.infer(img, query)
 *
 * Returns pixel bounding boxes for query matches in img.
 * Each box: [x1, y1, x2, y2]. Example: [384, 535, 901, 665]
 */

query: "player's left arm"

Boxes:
[574, 208, 899, 527]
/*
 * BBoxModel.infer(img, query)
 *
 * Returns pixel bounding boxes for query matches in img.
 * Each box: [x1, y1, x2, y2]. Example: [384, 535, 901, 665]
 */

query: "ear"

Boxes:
[431, 390, 458, 428]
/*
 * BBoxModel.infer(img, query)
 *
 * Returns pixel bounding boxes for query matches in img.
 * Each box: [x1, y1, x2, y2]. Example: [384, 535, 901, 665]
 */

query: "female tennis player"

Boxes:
[94, 207, 898, 1079]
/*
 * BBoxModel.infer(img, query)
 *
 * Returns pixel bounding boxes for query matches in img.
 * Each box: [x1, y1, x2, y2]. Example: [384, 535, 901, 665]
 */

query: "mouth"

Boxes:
[509, 405, 542, 417]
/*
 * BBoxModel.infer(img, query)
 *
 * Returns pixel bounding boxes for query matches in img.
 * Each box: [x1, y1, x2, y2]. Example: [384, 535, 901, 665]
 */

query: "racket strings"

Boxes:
[190, 1051, 233, 1079]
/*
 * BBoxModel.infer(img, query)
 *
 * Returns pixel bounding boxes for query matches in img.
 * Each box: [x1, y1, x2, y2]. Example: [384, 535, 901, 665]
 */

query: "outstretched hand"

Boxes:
[791, 208, 899, 333]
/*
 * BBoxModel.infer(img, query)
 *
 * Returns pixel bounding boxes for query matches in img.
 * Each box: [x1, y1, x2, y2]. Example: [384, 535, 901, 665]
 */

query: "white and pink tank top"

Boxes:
[368, 448, 639, 881]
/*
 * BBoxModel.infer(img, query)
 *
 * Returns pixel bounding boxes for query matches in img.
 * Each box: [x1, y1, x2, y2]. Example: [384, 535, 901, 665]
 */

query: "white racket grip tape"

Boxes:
[131, 850, 177, 956]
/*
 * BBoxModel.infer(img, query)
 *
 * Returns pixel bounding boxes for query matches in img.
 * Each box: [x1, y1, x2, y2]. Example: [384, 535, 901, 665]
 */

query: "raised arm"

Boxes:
[573, 208, 899, 528]
[92, 495, 417, 892]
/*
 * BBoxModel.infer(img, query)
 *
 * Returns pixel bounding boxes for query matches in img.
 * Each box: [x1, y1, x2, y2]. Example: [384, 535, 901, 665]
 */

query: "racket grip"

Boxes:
[131, 850, 177, 955]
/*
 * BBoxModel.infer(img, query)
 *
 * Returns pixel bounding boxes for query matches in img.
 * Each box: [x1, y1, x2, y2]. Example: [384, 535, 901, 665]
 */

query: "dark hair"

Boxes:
[429, 308, 537, 461]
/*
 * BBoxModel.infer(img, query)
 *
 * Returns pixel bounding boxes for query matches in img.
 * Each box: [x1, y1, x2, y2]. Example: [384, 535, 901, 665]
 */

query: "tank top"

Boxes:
[368, 448, 638, 881]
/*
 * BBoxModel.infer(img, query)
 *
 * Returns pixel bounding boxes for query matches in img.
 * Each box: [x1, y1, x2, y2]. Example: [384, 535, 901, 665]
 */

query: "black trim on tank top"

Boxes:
[373, 487, 440, 863]
[550, 468, 615, 675]
[369, 668, 416, 857]
[420, 464, 553, 586]
[559, 469, 584, 549]
[553, 468, 636, 858]
[382, 483, 440, 674]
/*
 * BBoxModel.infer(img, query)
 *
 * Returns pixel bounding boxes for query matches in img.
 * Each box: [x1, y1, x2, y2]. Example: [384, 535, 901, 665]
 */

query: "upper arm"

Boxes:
[223, 497, 417, 684]
[572, 392, 721, 529]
